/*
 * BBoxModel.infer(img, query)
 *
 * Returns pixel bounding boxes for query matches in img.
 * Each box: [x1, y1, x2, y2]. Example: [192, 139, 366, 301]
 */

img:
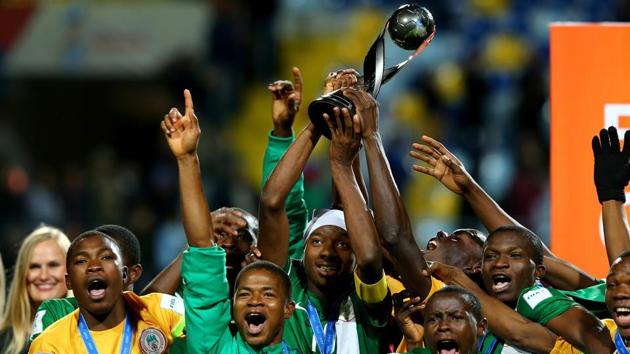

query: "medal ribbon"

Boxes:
[306, 299, 336, 354]
[78, 313, 133, 354]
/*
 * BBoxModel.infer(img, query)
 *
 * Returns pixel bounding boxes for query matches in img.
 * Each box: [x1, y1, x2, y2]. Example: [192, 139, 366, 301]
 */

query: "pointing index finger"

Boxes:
[184, 89, 194, 116]
[292, 67, 303, 94]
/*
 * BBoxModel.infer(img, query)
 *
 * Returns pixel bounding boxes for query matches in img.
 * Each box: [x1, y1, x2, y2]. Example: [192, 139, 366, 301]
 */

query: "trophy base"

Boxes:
[307, 89, 356, 139]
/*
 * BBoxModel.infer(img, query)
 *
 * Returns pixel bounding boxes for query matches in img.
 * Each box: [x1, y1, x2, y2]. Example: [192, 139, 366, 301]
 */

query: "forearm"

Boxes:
[331, 162, 382, 282]
[463, 182, 520, 232]
[177, 154, 214, 248]
[259, 123, 319, 266]
[261, 130, 308, 261]
[363, 133, 432, 297]
[543, 255, 599, 290]
[454, 275, 556, 353]
[141, 253, 182, 295]
[547, 308, 613, 353]
[602, 200, 630, 264]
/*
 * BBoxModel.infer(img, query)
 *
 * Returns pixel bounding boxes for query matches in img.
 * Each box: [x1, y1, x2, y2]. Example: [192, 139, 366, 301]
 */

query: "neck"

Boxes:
[80, 297, 126, 331]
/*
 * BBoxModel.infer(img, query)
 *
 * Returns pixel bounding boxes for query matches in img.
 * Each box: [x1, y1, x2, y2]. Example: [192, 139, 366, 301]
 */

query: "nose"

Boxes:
[247, 291, 263, 306]
[436, 318, 451, 332]
[319, 241, 336, 259]
[493, 254, 509, 269]
[87, 259, 103, 273]
[38, 265, 50, 280]
[437, 231, 448, 239]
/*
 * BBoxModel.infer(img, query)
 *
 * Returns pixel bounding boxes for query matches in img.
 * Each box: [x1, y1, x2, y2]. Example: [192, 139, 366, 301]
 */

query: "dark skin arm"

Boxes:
[259, 67, 320, 267]
[602, 200, 630, 264]
[326, 107, 383, 283]
[426, 262, 558, 353]
[161, 89, 214, 248]
[545, 306, 614, 353]
[344, 88, 432, 299]
[411, 135, 600, 290]
[592, 127, 630, 264]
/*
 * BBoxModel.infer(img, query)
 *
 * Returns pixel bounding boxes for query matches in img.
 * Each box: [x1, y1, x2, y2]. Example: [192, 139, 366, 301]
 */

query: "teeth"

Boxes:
[492, 281, 510, 292]
[616, 307, 630, 315]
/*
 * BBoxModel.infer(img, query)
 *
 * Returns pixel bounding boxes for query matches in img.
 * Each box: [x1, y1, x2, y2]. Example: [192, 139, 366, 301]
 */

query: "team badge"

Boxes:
[139, 327, 167, 354]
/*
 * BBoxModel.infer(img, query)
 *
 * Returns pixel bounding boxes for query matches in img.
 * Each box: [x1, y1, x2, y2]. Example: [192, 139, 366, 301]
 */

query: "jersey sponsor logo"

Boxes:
[523, 287, 552, 309]
[139, 327, 167, 354]
[160, 294, 185, 315]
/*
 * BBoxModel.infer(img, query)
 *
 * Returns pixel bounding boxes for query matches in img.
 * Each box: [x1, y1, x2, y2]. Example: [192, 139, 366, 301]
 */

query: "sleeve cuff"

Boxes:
[354, 270, 389, 304]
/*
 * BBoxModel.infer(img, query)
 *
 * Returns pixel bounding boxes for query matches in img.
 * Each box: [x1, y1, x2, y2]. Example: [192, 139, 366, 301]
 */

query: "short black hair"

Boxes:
[454, 228, 487, 248]
[234, 261, 292, 300]
[94, 224, 141, 266]
[66, 230, 121, 268]
[486, 225, 544, 266]
[426, 286, 483, 322]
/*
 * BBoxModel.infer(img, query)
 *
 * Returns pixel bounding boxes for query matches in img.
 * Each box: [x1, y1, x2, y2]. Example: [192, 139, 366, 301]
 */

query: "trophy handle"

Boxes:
[362, 21, 436, 98]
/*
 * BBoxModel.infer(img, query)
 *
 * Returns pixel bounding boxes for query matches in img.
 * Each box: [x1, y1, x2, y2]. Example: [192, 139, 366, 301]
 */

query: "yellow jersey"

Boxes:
[29, 291, 185, 354]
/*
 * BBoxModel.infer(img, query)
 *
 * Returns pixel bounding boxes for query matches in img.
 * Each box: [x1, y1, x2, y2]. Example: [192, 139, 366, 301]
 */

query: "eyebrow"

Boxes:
[72, 247, 115, 258]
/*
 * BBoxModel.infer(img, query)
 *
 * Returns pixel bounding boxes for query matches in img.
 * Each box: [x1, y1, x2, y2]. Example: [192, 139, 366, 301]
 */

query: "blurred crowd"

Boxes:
[0, 0, 629, 289]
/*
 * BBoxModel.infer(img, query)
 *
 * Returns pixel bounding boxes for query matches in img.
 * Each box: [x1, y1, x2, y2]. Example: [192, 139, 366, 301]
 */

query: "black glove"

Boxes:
[592, 126, 630, 203]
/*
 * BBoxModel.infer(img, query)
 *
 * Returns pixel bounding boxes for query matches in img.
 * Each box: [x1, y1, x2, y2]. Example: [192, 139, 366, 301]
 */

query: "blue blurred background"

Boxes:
[0, 0, 628, 288]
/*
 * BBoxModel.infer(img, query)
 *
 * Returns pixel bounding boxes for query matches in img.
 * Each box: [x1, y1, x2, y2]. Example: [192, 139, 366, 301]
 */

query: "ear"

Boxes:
[534, 264, 546, 280]
[122, 266, 129, 285]
[477, 317, 488, 337]
[284, 300, 296, 319]
[127, 264, 143, 285]
[65, 273, 72, 291]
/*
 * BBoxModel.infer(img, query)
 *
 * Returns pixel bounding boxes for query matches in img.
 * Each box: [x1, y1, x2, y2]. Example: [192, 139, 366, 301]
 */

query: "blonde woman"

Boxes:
[0, 226, 70, 354]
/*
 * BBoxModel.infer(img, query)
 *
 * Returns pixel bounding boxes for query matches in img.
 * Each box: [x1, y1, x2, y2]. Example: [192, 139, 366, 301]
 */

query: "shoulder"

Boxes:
[31, 310, 78, 345]
[126, 292, 185, 316]
[518, 283, 566, 309]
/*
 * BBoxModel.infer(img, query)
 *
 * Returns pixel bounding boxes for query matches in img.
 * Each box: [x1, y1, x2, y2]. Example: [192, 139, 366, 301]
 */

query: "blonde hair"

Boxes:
[0, 226, 70, 354]
[0, 253, 4, 321]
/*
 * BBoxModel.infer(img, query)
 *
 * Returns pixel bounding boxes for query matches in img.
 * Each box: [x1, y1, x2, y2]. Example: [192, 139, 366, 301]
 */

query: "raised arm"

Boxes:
[344, 88, 432, 299]
[259, 67, 322, 267]
[427, 262, 558, 354]
[592, 126, 630, 264]
[411, 135, 600, 290]
[410, 135, 520, 234]
[326, 107, 383, 283]
[161, 89, 213, 248]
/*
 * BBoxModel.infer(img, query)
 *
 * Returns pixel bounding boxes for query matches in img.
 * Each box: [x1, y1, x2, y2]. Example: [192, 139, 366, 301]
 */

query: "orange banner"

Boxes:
[551, 23, 630, 277]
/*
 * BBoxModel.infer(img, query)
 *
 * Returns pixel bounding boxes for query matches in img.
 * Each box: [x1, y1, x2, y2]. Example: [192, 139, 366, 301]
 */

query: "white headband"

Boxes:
[303, 209, 347, 242]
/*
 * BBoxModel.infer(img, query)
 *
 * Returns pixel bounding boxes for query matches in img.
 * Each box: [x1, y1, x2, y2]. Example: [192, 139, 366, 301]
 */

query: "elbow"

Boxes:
[260, 188, 284, 211]
[378, 224, 409, 250]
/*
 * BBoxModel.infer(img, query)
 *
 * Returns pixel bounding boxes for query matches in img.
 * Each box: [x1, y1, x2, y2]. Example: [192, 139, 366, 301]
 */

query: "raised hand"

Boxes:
[161, 89, 200, 159]
[268, 67, 302, 137]
[592, 126, 630, 203]
[410, 135, 474, 195]
[423, 261, 469, 287]
[394, 295, 425, 350]
[341, 88, 378, 140]
[211, 207, 247, 238]
[325, 107, 361, 167]
[322, 69, 360, 95]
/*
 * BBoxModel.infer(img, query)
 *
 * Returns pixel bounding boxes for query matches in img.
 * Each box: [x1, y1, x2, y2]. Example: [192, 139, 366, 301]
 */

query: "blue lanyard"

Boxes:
[78, 313, 133, 354]
[615, 329, 630, 354]
[478, 333, 498, 354]
[306, 299, 336, 354]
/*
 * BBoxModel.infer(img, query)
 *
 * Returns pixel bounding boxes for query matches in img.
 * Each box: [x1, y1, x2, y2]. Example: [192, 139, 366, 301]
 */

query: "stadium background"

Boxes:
[0, 0, 628, 288]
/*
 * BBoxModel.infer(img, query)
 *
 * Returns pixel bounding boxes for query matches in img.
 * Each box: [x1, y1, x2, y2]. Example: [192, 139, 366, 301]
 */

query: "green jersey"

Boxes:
[182, 245, 298, 354]
[478, 282, 578, 353]
[30, 297, 79, 341]
[283, 260, 389, 354]
[262, 131, 309, 264]
[559, 281, 608, 318]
